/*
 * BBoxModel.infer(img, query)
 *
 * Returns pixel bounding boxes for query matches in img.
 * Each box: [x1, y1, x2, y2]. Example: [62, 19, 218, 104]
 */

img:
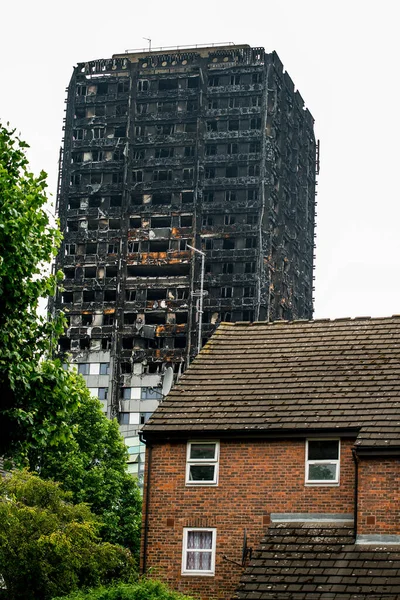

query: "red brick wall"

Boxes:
[358, 457, 400, 535]
[141, 438, 355, 600]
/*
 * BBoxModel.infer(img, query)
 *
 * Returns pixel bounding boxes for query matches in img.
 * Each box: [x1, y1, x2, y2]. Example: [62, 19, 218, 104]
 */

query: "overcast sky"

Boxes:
[2, 0, 399, 319]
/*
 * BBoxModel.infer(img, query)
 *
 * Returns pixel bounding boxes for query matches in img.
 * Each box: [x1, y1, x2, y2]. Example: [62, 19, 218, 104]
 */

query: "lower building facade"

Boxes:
[140, 318, 400, 598]
[141, 436, 358, 599]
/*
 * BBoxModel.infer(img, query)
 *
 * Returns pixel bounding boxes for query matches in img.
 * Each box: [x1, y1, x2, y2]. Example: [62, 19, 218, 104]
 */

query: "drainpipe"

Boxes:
[351, 448, 359, 541]
[140, 433, 152, 574]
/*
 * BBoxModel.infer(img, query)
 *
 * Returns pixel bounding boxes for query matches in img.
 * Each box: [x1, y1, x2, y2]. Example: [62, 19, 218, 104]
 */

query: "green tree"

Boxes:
[0, 123, 79, 457]
[0, 123, 142, 556]
[24, 391, 142, 556]
[0, 470, 136, 600]
[52, 579, 195, 600]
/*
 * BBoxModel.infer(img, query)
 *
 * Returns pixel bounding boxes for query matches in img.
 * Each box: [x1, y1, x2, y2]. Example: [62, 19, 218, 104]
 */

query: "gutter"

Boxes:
[353, 446, 400, 457]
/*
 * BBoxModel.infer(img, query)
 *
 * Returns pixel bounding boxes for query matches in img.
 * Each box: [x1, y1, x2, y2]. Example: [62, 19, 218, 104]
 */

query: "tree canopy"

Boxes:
[0, 123, 78, 457]
[25, 391, 142, 556]
[0, 470, 136, 600]
[0, 123, 142, 557]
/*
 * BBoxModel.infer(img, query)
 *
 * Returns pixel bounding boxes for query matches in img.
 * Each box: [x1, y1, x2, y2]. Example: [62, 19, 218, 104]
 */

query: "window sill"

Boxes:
[181, 571, 215, 577]
[304, 482, 340, 487]
[185, 482, 218, 487]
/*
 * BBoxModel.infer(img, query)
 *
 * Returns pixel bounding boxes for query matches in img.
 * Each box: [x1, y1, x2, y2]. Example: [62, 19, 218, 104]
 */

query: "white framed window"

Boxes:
[182, 528, 216, 576]
[186, 441, 219, 486]
[305, 439, 340, 484]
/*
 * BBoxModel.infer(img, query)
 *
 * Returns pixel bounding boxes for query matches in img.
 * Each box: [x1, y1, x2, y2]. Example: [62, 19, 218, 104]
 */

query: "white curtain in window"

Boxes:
[186, 531, 212, 570]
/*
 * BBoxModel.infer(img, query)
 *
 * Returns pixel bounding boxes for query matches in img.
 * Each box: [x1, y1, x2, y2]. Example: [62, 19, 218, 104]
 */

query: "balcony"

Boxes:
[201, 223, 256, 236]
[171, 226, 193, 238]
[127, 250, 191, 264]
[204, 248, 258, 260]
[124, 273, 190, 284]
[68, 182, 123, 194]
[70, 160, 123, 172]
[135, 110, 198, 122]
[137, 179, 194, 192]
[155, 323, 187, 336]
[207, 83, 264, 94]
[133, 131, 197, 145]
[205, 106, 261, 117]
[145, 348, 186, 362]
[72, 137, 122, 149]
[127, 227, 172, 240]
[63, 228, 123, 243]
[136, 88, 199, 99]
[203, 297, 256, 310]
[143, 299, 189, 310]
[203, 152, 261, 164]
[204, 272, 258, 285]
[199, 198, 261, 211]
[203, 175, 260, 188]
[73, 116, 107, 128]
[137, 156, 195, 168]
[75, 93, 118, 104]
[204, 129, 262, 141]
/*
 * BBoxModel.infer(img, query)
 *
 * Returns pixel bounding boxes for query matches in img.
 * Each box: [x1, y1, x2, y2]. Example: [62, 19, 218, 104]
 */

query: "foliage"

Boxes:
[0, 123, 142, 555]
[0, 122, 79, 457]
[24, 391, 142, 556]
[0, 470, 136, 600]
[52, 579, 195, 600]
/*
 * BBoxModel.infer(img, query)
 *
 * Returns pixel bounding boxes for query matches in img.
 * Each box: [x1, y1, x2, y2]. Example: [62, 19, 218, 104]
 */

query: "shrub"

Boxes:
[0, 471, 136, 600]
[52, 579, 196, 600]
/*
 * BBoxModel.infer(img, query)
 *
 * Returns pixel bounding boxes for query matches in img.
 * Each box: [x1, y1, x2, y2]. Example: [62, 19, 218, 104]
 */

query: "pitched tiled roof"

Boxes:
[143, 317, 400, 448]
[234, 522, 400, 599]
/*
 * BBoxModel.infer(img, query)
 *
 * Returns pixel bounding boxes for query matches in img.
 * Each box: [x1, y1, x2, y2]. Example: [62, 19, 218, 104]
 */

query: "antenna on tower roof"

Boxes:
[143, 37, 152, 51]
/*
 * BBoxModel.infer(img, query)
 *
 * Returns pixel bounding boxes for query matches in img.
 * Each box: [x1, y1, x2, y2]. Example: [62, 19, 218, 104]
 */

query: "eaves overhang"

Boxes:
[353, 445, 400, 457]
[139, 426, 361, 445]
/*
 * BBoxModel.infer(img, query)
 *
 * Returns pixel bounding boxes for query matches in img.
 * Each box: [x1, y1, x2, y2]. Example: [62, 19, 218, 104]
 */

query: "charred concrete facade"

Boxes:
[53, 44, 317, 481]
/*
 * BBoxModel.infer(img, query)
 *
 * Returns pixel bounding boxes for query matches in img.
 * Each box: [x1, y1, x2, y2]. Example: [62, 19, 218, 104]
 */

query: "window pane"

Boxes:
[141, 387, 163, 400]
[98, 387, 108, 400]
[308, 463, 337, 481]
[189, 465, 215, 482]
[100, 362, 110, 375]
[140, 412, 152, 425]
[190, 443, 216, 460]
[186, 551, 211, 571]
[78, 363, 89, 375]
[308, 440, 339, 460]
[187, 530, 213, 550]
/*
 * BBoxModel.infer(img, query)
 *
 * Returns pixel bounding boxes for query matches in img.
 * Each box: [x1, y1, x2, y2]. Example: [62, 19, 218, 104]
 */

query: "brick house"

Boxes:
[140, 317, 400, 599]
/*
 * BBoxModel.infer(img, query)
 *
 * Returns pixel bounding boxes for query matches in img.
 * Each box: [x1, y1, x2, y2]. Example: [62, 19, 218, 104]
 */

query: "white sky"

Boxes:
[2, 0, 399, 320]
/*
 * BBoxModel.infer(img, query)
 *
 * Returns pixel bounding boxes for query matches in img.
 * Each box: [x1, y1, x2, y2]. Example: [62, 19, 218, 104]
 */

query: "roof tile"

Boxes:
[143, 317, 400, 447]
[234, 523, 400, 599]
